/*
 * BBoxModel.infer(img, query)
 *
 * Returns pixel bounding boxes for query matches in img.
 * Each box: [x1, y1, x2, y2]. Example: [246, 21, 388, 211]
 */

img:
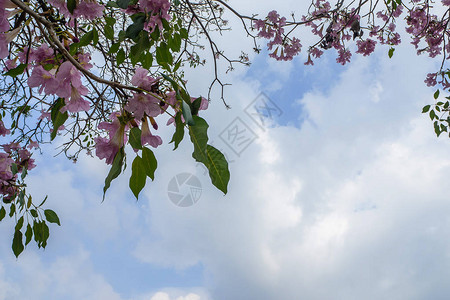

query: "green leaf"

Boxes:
[67, 0, 76, 14]
[44, 209, 61, 226]
[205, 145, 230, 194]
[161, 73, 178, 90]
[422, 105, 431, 113]
[104, 25, 115, 40]
[107, 0, 119, 7]
[188, 117, 229, 194]
[109, 43, 120, 54]
[182, 101, 195, 126]
[12, 230, 24, 258]
[30, 209, 38, 218]
[0, 206, 5, 221]
[170, 112, 184, 150]
[92, 27, 99, 46]
[4, 64, 27, 78]
[104, 16, 116, 27]
[117, 48, 126, 65]
[180, 28, 188, 39]
[156, 42, 173, 65]
[9, 203, 15, 217]
[15, 216, 24, 231]
[141, 52, 153, 69]
[11, 163, 18, 175]
[169, 33, 181, 52]
[189, 116, 209, 162]
[103, 148, 125, 200]
[142, 147, 157, 180]
[125, 15, 146, 39]
[116, 0, 130, 9]
[50, 98, 68, 141]
[129, 127, 142, 150]
[434, 90, 440, 99]
[388, 47, 395, 58]
[129, 155, 146, 199]
[25, 224, 32, 245]
[429, 109, 436, 120]
[191, 97, 202, 116]
[78, 30, 93, 47]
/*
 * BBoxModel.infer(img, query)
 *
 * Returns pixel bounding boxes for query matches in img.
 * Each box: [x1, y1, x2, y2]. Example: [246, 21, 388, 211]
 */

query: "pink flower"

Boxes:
[125, 92, 161, 120]
[425, 73, 437, 87]
[131, 67, 159, 91]
[78, 53, 93, 70]
[27, 140, 39, 150]
[0, 33, 8, 58]
[18, 149, 36, 170]
[336, 48, 352, 65]
[0, 3, 9, 33]
[27, 65, 59, 95]
[95, 126, 126, 164]
[2, 58, 16, 71]
[0, 120, 9, 136]
[95, 113, 127, 164]
[356, 39, 377, 56]
[0, 152, 14, 181]
[74, 1, 104, 19]
[33, 44, 54, 64]
[56, 61, 82, 98]
[60, 85, 91, 113]
[141, 117, 162, 148]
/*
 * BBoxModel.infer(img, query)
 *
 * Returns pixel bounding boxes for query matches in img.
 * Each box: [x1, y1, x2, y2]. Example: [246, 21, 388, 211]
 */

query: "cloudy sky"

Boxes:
[1, 1, 450, 299]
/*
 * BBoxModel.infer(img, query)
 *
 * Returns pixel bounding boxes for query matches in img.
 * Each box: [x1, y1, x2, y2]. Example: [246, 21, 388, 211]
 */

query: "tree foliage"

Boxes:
[0, 0, 448, 256]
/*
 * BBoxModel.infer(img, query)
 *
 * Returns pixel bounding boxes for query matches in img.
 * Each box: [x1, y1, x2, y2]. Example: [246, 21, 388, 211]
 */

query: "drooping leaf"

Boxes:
[191, 97, 202, 116]
[12, 229, 24, 258]
[170, 112, 184, 150]
[103, 148, 125, 200]
[205, 145, 230, 194]
[182, 101, 195, 126]
[129, 155, 146, 199]
[129, 127, 142, 150]
[44, 209, 61, 226]
[50, 98, 68, 141]
[25, 224, 32, 245]
[188, 116, 209, 162]
[142, 147, 157, 180]
[388, 47, 395, 58]
[15, 216, 24, 231]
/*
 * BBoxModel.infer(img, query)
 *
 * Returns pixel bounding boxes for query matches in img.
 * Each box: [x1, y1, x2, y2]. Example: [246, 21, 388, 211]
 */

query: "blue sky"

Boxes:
[2, 1, 450, 300]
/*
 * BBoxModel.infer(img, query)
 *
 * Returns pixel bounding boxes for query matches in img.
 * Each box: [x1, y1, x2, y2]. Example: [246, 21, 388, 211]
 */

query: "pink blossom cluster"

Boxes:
[254, 11, 302, 61]
[27, 49, 93, 113]
[94, 66, 210, 165]
[406, 6, 445, 58]
[0, 141, 37, 202]
[424, 72, 450, 92]
[123, 0, 171, 33]
[47, 0, 104, 22]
